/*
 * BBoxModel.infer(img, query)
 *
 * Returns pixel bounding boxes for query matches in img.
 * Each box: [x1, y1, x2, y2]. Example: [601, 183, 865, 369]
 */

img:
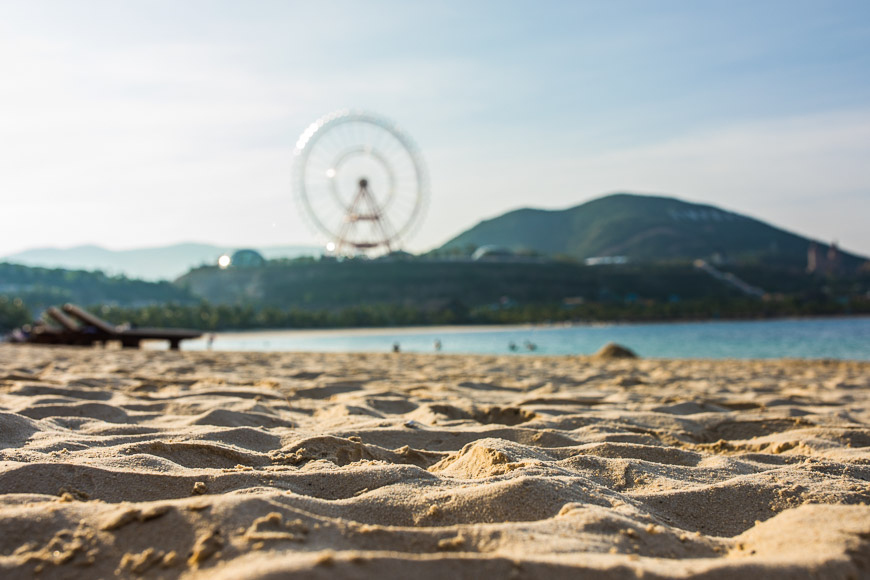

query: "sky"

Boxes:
[2, 0, 870, 257]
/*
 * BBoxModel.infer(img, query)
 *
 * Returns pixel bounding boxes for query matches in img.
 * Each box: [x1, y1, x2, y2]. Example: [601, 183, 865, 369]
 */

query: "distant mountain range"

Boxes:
[1, 243, 322, 281]
[4, 194, 867, 283]
[437, 193, 868, 269]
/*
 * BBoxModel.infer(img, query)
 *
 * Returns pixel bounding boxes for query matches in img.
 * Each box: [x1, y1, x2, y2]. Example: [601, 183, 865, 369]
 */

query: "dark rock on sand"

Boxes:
[594, 342, 639, 359]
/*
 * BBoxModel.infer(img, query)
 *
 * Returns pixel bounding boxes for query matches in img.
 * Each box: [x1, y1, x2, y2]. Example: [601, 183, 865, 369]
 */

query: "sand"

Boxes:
[0, 344, 868, 579]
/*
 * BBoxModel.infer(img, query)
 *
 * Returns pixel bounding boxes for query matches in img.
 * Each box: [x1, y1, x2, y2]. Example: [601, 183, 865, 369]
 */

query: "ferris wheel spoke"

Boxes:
[379, 134, 404, 157]
[315, 137, 343, 166]
[352, 121, 366, 153]
[307, 150, 336, 176]
[368, 127, 391, 156]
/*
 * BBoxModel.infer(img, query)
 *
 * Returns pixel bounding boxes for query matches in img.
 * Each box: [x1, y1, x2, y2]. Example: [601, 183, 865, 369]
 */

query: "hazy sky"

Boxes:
[2, 0, 870, 256]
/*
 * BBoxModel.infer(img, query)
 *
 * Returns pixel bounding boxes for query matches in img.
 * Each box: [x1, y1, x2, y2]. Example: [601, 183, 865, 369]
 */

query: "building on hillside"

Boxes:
[472, 246, 516, 261]
[377, 250, 415, 261]
[218, 249, 266, 269]
[584, 256, 628, 266]
[807, 242, 841, 275]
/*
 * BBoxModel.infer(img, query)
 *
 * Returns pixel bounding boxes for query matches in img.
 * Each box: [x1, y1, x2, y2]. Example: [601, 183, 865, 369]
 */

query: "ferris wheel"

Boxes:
[292, 110, 429, 255]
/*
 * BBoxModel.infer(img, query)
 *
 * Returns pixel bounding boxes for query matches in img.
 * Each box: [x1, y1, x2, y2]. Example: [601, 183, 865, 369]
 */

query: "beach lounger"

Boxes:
[61, 304, 202, 350]
[44, 307, 103, 346]
[21, 320, 69, 345]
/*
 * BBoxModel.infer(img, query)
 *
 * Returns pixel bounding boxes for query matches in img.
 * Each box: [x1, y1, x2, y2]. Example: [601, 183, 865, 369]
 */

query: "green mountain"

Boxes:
[436, 193, 868, 269]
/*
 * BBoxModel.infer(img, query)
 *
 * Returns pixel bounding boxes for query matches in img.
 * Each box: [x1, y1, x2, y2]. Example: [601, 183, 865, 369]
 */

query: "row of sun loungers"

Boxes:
[6, 304, 202, 350]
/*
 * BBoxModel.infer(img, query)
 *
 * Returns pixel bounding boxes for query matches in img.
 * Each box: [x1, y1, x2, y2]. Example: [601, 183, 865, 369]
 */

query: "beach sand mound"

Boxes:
[594, 342, 639, 359]
[1, 345, 869, 579]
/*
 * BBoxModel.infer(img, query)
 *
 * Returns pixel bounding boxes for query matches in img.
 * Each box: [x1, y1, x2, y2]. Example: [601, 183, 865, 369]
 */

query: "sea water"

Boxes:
[178, 317, 870, 360]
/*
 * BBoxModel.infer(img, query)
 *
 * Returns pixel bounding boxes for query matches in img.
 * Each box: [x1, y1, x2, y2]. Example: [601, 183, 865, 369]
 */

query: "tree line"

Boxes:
[4, 295, 867, 335]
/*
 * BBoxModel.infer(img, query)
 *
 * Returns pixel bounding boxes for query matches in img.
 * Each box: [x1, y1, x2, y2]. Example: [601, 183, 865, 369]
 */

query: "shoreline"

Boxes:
[164, 316, 870, 361]
[201, 312, 870, 338]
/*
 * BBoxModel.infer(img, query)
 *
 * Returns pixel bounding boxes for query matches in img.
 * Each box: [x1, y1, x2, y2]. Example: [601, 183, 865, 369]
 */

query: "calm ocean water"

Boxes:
[178, 317, 870, 360]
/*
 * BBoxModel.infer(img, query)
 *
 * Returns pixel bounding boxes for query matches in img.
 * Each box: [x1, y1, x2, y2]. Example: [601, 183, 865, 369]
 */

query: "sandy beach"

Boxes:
[0, 344, 868, 579]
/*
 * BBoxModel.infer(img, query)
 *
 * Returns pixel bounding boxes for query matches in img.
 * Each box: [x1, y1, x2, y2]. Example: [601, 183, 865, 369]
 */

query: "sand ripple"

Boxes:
[1, 345, 869, 578]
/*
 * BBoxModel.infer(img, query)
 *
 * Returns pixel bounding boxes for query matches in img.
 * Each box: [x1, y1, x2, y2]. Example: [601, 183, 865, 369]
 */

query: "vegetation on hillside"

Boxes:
[0, 262, 198, 314]
[87, 295, 870, 332]
[3, 238, 869, 335]
[435, 193, 868, 269]
[95, 261, 870, 330]
[177, 259, 745, 310]
[0, 296, 30, 333]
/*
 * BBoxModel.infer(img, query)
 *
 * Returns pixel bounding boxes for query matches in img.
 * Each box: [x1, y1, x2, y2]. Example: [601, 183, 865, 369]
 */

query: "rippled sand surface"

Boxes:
[1, 344, 869, 579]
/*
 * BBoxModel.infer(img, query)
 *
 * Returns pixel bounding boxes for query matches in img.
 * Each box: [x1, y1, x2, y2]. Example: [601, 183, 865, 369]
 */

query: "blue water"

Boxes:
[179, 317, 870, 360]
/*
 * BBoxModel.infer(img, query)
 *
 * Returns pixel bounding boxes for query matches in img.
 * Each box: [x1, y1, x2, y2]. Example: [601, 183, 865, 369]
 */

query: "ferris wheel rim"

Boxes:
[292, 109, 429, 251]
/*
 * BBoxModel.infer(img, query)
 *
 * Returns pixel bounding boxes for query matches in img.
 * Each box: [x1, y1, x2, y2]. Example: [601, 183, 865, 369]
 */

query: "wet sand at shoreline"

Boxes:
[1, 344, 868, 578]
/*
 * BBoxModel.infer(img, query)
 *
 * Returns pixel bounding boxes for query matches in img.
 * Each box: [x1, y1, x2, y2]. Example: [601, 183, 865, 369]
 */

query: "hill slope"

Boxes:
[437, 193, 867, 269]
[177, 260, 744, 311]
[0, 262, 198, 315]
